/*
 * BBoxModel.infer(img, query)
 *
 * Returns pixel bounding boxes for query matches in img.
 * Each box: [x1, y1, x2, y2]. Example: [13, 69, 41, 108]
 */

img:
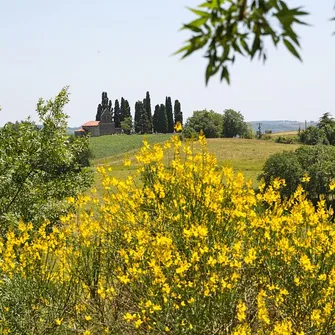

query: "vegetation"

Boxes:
[0, 88, 92, 235]
[166, 97, 174, 133]
[2, 135, 335, 334]
[222, 109, 249, 138]
[261, 145, 335, 204]
[95, 92, 112, 122]
[184, 109, 251, 139]
[178, 1, 333, 83]
[299, 113, 335, 145]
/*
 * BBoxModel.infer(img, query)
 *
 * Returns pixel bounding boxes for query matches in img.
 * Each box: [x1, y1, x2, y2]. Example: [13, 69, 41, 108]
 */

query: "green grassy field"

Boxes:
[206, 138, 300, 185]
[89, 135, 301, 186]
[90, 134, 171, 161]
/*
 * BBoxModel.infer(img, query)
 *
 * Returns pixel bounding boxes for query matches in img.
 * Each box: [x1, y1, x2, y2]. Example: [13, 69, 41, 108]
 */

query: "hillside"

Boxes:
[250, 120, 316, 133]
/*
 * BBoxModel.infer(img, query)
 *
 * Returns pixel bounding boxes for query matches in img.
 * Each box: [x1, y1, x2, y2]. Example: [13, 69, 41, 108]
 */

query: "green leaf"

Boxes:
[220, 66, 230, 84]
[283, 38, 302, 61]
[183, 17, 208, 30]
[187, 7, 210, 17]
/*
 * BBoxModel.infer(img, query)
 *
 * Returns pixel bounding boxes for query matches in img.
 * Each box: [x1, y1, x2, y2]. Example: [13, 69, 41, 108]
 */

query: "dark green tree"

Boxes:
[135, 101, 143, 133]
[158, 104, 168, 134]
[153, 104, 160, 133]
[120, 97, 126, 124]
[96, 92, 112, 121]
[145, 91, 153, 130]
[124, 99, 131, 119]
[174, 100, 183, 126]
[185, 110, 223, 138]
[114, 99, 120, 127]
[165, 97, 174, 133]
[222, 109, 248, 138]
[299, 126, 327, 145]
[95, 104, 102, 121]
[140, 101, 152, 134]
[121, 117, 133, 134]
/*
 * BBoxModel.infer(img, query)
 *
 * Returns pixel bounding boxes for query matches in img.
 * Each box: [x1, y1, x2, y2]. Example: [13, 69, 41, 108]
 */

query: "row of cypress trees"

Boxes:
[96, 91, 183, 133]
[135, 92, 183, 134]
[95, 92, 131, 128]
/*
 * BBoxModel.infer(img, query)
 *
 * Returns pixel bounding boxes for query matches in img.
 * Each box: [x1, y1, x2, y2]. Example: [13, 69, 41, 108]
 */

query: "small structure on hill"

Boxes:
[75, 109, 121, 137]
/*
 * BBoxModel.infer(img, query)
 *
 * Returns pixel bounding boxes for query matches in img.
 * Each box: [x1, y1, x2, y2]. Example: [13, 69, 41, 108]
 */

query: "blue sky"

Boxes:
[0, 0, 334, 126]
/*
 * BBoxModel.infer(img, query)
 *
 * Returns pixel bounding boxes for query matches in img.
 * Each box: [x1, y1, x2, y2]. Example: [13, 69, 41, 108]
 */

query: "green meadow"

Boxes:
[89, 134, 301, 186]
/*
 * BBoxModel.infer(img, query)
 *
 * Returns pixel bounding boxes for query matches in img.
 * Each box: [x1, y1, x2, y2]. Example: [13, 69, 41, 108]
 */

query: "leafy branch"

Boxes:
[176, 0, 316, 84]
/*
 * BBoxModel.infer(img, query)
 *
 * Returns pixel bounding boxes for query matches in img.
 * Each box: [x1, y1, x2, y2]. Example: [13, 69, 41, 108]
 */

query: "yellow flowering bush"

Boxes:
[2, 134, 335, 334]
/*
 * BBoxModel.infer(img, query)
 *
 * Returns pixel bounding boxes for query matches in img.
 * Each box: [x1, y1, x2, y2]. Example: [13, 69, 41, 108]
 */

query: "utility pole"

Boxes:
[257, 123, 262, 139]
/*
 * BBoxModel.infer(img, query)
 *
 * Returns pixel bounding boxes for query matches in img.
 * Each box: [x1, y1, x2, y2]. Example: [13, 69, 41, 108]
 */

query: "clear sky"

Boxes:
[0, 0, 334, 127]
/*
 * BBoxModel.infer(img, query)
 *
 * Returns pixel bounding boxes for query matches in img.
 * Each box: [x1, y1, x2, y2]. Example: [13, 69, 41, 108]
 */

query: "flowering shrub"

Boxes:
[1, 134, 335, 334]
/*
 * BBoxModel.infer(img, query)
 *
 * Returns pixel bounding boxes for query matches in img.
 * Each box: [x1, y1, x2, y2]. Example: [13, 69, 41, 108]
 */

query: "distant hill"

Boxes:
[249, 120, 317, 134]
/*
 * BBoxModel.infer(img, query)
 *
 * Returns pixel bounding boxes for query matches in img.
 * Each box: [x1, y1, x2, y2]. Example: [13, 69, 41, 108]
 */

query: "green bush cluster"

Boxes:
[260, 145, 335, 204]
[0, 88, 93, 235]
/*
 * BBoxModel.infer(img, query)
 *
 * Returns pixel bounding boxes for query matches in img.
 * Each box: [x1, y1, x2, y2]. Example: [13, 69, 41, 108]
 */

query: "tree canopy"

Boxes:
[178, 1, 334, 84]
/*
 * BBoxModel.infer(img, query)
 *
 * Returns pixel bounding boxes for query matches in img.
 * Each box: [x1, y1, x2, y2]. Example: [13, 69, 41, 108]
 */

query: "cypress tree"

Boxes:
[165, 97, 174, 133]
[124, 100, 131, 119]
[145, 91, 152, 131]
[120, 97, 126, 123]
[114, 99, 121, 128]
[96, 104, 102, 121]
[97, 92, 112, 121]
[135, 101, 142, 133]
[159, 104, 168, 133]
[140, 108, 151, 134]
[174, 100, 183, 125]
[153, 104, 160, 133]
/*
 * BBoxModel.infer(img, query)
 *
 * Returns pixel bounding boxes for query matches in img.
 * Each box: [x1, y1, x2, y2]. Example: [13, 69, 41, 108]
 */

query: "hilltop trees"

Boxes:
[222, 109, 248, 138]
[114, 99, 120, 127]
[174, 100, 183, 126]
[185, 110, 223, 138]
[96, 92, 113, 121]
[96, 91, 182, 134]
[134, 101, 143, 133]
[165, 97, 174, 133]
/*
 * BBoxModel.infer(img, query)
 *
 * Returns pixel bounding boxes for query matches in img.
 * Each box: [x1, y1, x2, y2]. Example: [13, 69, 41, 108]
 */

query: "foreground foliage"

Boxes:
[0, 88, 92, 235]
[1, 135, 335, 334]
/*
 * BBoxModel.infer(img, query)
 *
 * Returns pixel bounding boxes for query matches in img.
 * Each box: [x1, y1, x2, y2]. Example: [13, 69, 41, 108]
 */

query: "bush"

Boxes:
[0, 88, 93, 235]
[182, 125, 199, 139]
[2, 135, 335, 334]
[299, 126, 328, 145]
[260, 151, 303, 198]
[261, 134, 272, 140]
[261, 145, 335, 203]
[275, 136, 298, 144]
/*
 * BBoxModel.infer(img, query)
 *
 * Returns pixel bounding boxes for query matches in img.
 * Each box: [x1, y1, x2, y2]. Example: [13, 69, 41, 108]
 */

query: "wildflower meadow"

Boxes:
[1, 134, 335, 334]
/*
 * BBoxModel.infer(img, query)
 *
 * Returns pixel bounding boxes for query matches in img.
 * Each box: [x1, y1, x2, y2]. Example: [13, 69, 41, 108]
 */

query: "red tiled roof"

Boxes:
[82, 121, 100, 127]
[75, 128, 86, 132]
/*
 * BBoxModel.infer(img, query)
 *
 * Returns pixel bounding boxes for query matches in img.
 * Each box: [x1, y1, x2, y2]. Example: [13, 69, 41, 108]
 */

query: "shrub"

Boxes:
[261, 145, 335, 203]
[0, 88, 93, 235]
[2, 135, 335, 334]
[260, 151, 303, 198]
[299, 126, 327, 145]
[275, 136, 298, 144]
